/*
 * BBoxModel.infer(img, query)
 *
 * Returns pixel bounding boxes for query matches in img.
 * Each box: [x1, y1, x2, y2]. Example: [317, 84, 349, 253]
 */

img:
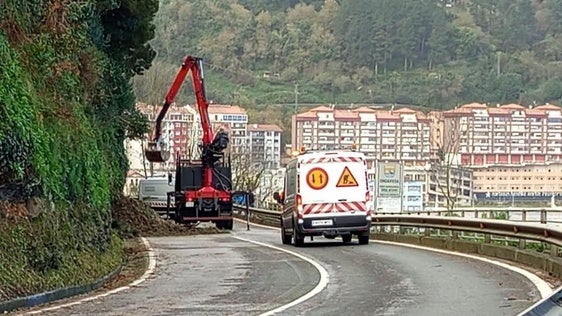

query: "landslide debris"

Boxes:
[111, 195, 220, 237]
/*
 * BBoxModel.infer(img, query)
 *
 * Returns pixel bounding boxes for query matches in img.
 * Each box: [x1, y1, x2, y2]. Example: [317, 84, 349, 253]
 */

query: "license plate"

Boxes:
[311, 219, 333, 227]
[185, 201, 194, 207]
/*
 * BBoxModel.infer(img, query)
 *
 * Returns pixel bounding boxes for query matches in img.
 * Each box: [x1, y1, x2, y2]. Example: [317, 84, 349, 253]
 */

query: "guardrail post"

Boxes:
[518, 239, 526, 249]
[521, 210, 526, 222]
[484, 234, 491, 243]
[474, 211, 478, 219]
[452, 230, 459, 239]
[540, 210, 547, 224]
[461, 210, 465, 218]
[551, 244, 558, 257]
[245, 192, 250, 231]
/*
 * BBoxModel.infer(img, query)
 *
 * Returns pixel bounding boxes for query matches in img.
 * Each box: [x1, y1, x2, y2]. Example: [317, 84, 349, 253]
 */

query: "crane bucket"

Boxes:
[145, 141, 171, 163]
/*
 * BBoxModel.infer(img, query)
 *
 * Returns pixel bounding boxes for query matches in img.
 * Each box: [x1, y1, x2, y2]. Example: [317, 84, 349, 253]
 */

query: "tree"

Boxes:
[430, 114, 468, 211]
[230, 146, 265, 193]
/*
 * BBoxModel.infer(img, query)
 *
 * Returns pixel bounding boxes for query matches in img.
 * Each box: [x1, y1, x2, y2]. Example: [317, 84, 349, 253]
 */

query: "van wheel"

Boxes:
[342, 235, 352, 243]
[358, 234, 370, 245]
[293, 226, 304, 247]
[281, 222, 292, 245]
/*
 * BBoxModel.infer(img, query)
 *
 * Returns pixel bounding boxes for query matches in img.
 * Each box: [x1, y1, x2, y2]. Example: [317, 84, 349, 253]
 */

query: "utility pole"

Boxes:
[496, 51, 501, 77]
[294, 83, 299, 114]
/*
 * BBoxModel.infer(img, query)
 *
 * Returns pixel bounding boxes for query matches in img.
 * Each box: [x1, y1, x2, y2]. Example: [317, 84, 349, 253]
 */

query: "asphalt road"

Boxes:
[26, 221, 541, 316]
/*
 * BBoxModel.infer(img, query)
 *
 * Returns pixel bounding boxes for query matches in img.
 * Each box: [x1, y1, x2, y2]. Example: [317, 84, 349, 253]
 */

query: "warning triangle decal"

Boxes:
[336, 166, 359, 187]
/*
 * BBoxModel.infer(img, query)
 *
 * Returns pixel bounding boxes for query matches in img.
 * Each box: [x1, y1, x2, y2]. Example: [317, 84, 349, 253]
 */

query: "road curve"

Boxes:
[23, 221, 541, 315]
[235, 222, 541, 316]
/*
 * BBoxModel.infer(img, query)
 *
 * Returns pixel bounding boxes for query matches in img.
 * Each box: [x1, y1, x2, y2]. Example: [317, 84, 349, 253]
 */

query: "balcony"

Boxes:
[340, 131, 356, 137]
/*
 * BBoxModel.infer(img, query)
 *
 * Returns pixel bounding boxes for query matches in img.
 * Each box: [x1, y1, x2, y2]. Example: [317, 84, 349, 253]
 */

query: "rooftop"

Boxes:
[136, 102, 196, 115]
[207, 104, 247, 115]
[248, 124, 283, 132]
[443, 103, 562, 116]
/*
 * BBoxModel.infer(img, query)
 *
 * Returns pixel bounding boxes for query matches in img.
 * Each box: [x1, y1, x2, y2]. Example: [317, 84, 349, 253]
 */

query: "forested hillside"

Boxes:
[0, 0, 156, 300]
[134, 0, 562, 120]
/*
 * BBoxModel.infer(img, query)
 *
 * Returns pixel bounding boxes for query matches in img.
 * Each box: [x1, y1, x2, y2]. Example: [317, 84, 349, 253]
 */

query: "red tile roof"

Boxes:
[248, 124, 283, 132]
[207, 104, 247, 114]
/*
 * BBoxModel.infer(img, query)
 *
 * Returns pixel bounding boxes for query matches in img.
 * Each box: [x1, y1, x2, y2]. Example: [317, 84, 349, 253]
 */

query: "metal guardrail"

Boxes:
[233, 204, 562, 315]
[378, 207, 562, 225]
[233, 205, 562, 250]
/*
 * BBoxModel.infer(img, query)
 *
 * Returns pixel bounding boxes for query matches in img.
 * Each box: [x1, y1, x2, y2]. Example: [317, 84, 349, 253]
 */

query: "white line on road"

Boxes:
[24, 237, 156, 315]
[233, 236, 329, 316]
[234, 218, 553, 299]
[373, 240, 553, 298]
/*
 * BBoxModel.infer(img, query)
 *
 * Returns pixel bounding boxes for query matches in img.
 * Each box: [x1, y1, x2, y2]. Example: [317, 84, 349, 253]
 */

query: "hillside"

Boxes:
[0, 0, 157, 301]
[133, 0, 562, 133]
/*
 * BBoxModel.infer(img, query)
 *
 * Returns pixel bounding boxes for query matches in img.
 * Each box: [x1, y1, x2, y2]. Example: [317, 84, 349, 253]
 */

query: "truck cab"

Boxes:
[274, 150, 372, 246]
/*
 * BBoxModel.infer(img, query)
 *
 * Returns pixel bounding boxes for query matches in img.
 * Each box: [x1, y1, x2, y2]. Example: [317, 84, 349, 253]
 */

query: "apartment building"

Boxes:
[437, 102, 562, 204]
[247, 124, 283, 169]
[441, 103, 562, 165]
[291, 106, 432, 166]
[401, 165, 473, 209]
[472, 163, 562, 204]
[128, 103, 199, 172]
[208, 104, 248, 154]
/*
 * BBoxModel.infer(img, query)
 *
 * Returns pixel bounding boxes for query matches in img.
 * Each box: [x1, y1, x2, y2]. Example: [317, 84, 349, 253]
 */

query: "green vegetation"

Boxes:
[134, 0, 562, 140]
[0, 0, 157, 301]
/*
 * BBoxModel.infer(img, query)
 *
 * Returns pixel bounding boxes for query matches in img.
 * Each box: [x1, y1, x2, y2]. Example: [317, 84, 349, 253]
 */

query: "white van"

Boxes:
[274, 150, 372, 246]
[138, 176, 175, 215]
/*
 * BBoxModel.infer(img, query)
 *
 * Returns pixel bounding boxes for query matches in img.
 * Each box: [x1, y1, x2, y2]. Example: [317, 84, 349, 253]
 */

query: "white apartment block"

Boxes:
[207, 104, 248, 154]
[441, 103, 562, 165]
[247, 124, 283, 170]
[291, 106, 432, 167]
[127, 103, 199, 173]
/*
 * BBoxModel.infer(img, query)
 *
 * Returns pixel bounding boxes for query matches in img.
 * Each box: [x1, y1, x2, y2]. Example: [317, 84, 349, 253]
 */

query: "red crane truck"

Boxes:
[144, 56, 233, 229]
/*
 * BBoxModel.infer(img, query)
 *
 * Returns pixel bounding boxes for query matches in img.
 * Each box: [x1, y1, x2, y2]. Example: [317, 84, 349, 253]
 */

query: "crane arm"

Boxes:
[145, 56, 223, 163]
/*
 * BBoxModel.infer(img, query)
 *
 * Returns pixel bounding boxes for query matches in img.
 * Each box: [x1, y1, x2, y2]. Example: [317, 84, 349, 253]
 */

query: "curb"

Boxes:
[0, 262, 123, 313]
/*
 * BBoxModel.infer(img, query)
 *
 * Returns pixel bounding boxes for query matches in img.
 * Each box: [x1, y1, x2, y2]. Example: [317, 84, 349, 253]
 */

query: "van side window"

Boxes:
[286, 167, 296, 196]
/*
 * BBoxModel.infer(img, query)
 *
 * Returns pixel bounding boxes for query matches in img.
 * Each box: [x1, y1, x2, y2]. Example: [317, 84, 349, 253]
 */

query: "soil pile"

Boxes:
[111, 196, 220, 237]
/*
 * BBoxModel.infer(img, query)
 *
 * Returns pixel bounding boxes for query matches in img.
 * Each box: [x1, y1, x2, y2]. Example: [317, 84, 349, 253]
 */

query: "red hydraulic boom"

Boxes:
[145, 56, 228, 188]
[145, 56, 232, 228]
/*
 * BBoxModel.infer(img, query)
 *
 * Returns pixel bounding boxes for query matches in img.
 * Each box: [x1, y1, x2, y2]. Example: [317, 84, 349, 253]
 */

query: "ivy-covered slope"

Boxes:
[0, 0, 156, 301]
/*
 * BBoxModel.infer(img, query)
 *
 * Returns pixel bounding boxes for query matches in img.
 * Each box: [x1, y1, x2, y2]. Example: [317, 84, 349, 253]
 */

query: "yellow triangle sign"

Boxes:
[336, 166, 359, 187]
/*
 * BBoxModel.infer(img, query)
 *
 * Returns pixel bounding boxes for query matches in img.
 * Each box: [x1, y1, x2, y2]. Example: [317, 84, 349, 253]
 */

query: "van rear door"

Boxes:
[298, 154, 368, 213]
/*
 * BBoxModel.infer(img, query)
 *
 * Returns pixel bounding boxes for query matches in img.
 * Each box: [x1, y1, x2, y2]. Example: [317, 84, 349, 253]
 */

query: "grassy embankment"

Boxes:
[0, 1, 138, 301]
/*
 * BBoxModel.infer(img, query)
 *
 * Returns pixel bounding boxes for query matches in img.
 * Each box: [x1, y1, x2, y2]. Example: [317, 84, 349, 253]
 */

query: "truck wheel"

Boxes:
[281, 222, 292, 245]
[293, 226, 304, 247]
[223, 219, 233, 230]
[342, 234, 352, 243]
[216, 220, 233, 230]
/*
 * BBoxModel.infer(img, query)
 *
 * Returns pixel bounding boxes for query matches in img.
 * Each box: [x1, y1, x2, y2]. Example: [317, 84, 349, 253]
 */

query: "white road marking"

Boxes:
[233, 236, 329, 316]
[235, 218, 553, 298]
[373, 239, 553, 298]
[19, 217, 554, 315]
[24, 237, 156, 315]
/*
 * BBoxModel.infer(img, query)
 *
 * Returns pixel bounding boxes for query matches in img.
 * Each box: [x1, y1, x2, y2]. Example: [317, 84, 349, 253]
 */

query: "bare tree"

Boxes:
[230, 146, 265, 194]
[430, 113, 468, 211]
[255, 170, 282, 208]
